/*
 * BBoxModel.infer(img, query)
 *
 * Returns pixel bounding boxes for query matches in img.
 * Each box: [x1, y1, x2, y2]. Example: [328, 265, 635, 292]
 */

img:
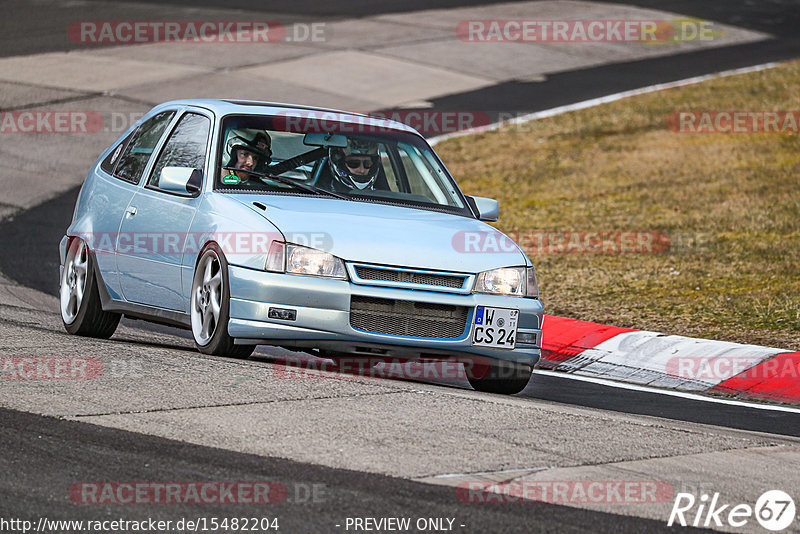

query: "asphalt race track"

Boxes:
[1, 407, 701, 534]
[1, 186, 799, 438]
[1, 1, 799, 533]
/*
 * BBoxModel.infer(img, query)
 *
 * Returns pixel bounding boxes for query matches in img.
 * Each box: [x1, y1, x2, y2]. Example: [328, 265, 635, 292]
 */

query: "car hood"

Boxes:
[229, 195, 528, 273]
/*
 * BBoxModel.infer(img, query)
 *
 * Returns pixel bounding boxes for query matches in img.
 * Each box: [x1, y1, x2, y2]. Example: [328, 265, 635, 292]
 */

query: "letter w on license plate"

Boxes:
[472, 306, 518, 349]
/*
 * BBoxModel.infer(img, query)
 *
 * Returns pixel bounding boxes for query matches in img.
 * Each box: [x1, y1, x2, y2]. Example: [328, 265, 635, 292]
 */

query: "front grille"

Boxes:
[350, 296, 469, 338]
[355, 267, 465, 289]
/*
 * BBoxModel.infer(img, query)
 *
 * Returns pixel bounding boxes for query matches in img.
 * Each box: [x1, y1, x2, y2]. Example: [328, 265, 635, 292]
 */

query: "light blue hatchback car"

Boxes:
[59, 100, 544, 394]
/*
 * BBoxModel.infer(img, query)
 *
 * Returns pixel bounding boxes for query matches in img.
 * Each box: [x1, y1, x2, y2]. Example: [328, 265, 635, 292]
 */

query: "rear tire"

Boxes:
[60, 238, 120, 338]
[190, 244, 254, 359]
[466, 360, 532, 395]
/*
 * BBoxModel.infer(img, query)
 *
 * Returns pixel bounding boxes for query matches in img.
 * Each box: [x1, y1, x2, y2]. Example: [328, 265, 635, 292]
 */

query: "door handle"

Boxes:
[125, 206, 137, 217]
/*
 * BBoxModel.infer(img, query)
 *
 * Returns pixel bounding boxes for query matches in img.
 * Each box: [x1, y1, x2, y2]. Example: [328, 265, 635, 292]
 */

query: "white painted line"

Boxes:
[430, 466, 550, 479]
[534, 369, 800, 414]
[429, 61, 780, 145]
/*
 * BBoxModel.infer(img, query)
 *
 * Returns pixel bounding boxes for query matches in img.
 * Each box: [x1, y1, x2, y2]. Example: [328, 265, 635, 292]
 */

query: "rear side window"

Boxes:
[147, 113, 211, 190]
[100, 131, 133, 175]
[112, 111, 175, 184]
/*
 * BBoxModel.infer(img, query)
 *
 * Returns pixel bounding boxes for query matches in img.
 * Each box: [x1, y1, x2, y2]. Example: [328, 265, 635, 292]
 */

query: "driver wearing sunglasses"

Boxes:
[328, 138, 381, 191]
[344, 155, 375, 175]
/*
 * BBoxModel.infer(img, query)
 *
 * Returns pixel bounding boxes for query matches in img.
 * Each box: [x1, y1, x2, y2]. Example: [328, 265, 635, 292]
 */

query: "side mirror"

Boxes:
[467, 195, 499, 222]
[159, 167, 202, 195]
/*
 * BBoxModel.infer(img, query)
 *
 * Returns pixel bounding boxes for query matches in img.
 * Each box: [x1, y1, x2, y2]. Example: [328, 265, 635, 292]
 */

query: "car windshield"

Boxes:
[216, 113, 469, 214]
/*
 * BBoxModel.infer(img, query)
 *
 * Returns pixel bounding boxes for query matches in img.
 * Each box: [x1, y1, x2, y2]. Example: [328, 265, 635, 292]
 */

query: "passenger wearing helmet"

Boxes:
[221, 131, 272, 187]
[327, 138, 381, 191]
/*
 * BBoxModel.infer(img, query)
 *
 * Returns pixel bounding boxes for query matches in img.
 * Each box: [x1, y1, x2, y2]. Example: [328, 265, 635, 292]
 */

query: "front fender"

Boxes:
[180, 193, 285, 312]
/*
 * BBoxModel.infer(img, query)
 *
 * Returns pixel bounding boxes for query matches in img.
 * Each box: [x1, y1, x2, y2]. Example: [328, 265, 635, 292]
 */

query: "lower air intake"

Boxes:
[350, 296, 468, 338]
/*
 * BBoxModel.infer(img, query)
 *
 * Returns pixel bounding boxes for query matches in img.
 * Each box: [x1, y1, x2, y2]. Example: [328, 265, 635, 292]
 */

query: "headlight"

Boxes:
[473, 266, 538, 298]
[266, 242, 346, 279]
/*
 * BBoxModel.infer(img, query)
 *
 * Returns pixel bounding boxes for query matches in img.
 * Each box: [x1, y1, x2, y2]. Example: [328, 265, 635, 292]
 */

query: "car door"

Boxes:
[91, 110, 176, 297]
[116, 110, 212, 310]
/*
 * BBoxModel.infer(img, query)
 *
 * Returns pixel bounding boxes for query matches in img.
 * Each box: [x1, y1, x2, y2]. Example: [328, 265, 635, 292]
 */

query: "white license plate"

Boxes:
[472, 306, 518, 349]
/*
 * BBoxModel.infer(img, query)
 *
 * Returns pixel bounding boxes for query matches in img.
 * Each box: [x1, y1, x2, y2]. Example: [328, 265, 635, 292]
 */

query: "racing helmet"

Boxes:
[328, 138, 380, 190]
[225, 130, 272, 168]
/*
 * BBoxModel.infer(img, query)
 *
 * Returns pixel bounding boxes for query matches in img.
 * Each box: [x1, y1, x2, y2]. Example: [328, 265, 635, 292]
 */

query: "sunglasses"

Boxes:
[344, 157, 376, 170]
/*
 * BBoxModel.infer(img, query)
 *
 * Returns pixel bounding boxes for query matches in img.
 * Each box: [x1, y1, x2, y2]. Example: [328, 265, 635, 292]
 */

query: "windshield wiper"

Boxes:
[222, 167, 348, 200]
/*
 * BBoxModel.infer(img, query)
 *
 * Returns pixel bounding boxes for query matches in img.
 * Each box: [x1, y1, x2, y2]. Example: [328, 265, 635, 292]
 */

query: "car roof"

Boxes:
[153, 99, 419, 135]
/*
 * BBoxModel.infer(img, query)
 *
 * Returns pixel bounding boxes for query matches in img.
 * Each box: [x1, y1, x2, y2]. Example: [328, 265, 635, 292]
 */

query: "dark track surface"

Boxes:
[1, 407, 697, 534]
[428, 0, 800, 117]
[429, 38, 800, 119]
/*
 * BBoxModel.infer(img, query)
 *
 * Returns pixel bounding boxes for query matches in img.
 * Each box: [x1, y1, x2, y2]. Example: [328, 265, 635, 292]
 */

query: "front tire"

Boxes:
[466, 360, 532, 395]
[190, 244, 254, 359]
[60, 238, 120, 338]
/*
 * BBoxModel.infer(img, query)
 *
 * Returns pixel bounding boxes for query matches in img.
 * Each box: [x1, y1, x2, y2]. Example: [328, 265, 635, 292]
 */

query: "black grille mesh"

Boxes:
[350, 296, 468, 338]
[355, 267, 465, 288]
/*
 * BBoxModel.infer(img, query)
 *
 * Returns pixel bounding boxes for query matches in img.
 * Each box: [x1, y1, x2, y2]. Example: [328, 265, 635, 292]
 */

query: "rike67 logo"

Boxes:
[668, 490, 796, 531]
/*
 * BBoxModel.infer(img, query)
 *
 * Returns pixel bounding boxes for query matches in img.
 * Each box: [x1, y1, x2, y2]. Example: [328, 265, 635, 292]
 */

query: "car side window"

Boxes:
[378, 146, 401, 192]
[395, 143, 463, 207]
[100, 131, 134, 176]
[397, 145, 437, 201]
[112, 111, 176, 184]
[147, 113, 211, 190]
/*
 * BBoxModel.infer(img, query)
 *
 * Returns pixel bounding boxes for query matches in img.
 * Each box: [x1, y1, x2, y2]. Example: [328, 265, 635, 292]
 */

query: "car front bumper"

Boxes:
[227, 265, 544, 367]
